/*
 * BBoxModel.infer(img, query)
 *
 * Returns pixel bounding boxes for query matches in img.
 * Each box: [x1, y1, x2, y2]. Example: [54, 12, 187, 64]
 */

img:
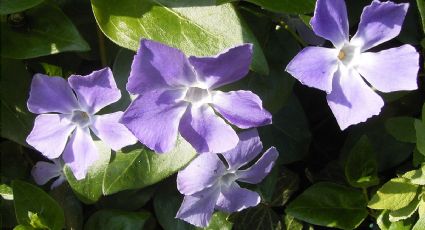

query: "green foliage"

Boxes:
[84, 210, 152, 230]
[229, 204, 281, 230]
[286, 182, 368, 229]
[1, 3, 89, 59]
[0, 0, 43, 15]
[368, 178, 419, 210]
[217, 0, 315, 14]
[0, 184, 13, 200]
[386, 117, 416, 143]
[12, 180, 65, 230]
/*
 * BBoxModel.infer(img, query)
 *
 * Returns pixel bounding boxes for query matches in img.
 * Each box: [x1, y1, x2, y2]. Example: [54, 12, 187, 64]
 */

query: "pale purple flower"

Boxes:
[32, 159, 65, 190]
[175, 129, 278, 227]
[121, 39, 272, 154]
[26, 68, 137, 180]
[286, 0, 419, 129]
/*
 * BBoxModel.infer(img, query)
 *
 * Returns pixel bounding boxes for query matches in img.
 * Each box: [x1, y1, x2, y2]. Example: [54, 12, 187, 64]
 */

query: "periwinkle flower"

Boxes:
[175, 129, 278, 227]
[121, 39, 272, 154]
[26, 68, 137, 179]
[286, 0, 419, 129]
[32, 159, 65, 190]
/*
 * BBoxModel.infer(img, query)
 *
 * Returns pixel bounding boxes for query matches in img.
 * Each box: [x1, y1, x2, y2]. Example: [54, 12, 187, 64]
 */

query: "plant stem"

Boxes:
[97, 26, 107, 67]
[278, 20, 308, 47]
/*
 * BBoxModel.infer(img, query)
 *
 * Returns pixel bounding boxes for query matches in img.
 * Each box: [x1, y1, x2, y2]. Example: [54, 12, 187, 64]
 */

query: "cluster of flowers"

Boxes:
[27, 0, 419, 227]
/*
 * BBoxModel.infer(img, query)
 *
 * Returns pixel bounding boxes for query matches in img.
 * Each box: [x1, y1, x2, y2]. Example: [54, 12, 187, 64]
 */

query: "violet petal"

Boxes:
[237, 147, 279, 184]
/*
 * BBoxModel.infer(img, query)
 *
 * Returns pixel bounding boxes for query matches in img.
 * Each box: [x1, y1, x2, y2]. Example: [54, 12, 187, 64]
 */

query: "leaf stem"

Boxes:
[97, 26, 107, 67]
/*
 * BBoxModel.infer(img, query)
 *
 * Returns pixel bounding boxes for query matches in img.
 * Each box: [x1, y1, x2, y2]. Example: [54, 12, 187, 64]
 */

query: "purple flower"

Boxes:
[175, 129, 278, 227]
[26, 68, 137, 180]
[121, 39, 272, 154]
[286, 0, 419, 129]
[32, 159, 65, 190]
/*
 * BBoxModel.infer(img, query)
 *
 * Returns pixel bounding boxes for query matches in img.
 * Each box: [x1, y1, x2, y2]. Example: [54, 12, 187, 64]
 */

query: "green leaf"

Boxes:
[49, 185, 84, 230]
[377, 210, 415, 230]
[28, 211, 49, 229]
[282, 215, 303, 230]
[84, 210, 152, 230]
[12, 180, 64, 230]
[419, 0, 425, 33]
[0, 0, 44, 14]
[0, 59, 34, 146]
[102, 137, 196, 195]
[229, 204, 281, 230]
[217, 0, 315, 14]
[418, 195, 425, 218]
[97, 186, 156, 211]
[402, 165, 425, 185]
[286, 182, 368, 230]
[1, 3, 89, 59]
[368, 178, 419, 210]
[258, 167, 299, 206]
[13, 225, 35, 230]
[0, 184, 13, 200]
[415, 119, 425, 155]
[64, 140, 111, 204]
[201, 212, 233, 230]
[153, 184, 196, 230]
[344, 136, 379, 188]
[413, 217, 425, 230]
[385, 117, 416, 143]
[389, 192, 421, 222]
[91, 0, 268, 74]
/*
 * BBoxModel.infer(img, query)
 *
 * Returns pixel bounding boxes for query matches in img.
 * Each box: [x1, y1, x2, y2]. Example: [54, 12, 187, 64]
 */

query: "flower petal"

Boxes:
[177, 153, 226, 196]
[327, 67, 384, 130]
[26, 114, 75, 159]
[285, 47, 339, 93]
[211, 90, 271, 129]
[50, 175, 66, 190]
[27, 74, 79, 114]
[176, 186, 220, 228]
[62, 127, 99, 180]
[310, 0, 349, 48]
[357, 45, 419, 93]
[237, 147, 279, 184]
[221, 129, 263, 170]
[31, 161, 62, 186]
[90, 112, 137, 151]
[68, 67, 121, 114]
[216, 182, 260, 213]
[189, 44, 252, 89]
[127, 39, 196, 95]
[120, 89, 188, 153]
[351, 0, 408, 51]
[179, 104, 239, 154]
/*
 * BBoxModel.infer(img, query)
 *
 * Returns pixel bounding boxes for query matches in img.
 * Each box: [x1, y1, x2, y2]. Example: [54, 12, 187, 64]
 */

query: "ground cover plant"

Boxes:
[1, 0, 425, 229]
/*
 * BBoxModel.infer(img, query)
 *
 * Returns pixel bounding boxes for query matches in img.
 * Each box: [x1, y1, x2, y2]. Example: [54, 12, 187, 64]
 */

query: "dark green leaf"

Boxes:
[218, 0, 315, 14]
[368, 178, 419, 210]
[64, 140, 111, 204]
[0, 59, 34, 146]
[97, 186, 156, 211]
[102, 137, 196, 195]
[286, 182, 368, 229]
[12, 180, 64, 230]
[258, 166, 299, 206]
[0, 141, 31, 182]
[1, 3, 90, 59]
[0, 0, 43, 15]
[84, 210, 152, 230]
[415, 119, 425, 155]
[417, 0, 425, 33]
[49, 185, 84, 230]
[385, 117, 416, 143]
[91, 0, 268, 74]
[344, 136, 379, 188]
[229, 204, 281, 230]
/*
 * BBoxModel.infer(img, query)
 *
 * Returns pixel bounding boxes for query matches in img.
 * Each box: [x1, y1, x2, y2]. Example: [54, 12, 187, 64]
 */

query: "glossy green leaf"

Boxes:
[12, 180, 64, 230]
[64, 140, 111, 204]
[0, 0, 44, 14]
[385, 117, 416, 143]
[102, 137, 196, 195]
[91, 0, 268, 74]
[0, 59, 34, 146]
[344, 136, 379, 188]
[84, 210, 152, 230]
[1, 3, 89, 59]
[402, 165, 425, 185]
[0, 184, 13, 200]
[97, 186, 156, 211]
[415, 119, 425, 155]
[286, 182, 368, 230]
[389, 192, 421, 222]
[368, 178, 419, 210]
[229, 204, 281, 230]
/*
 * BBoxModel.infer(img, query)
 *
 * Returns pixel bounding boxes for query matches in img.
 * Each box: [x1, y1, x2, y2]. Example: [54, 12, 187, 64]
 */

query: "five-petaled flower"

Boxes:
[26, 68, 137, 180]
[32, 159, 66, 190]
[286, 0, 419, 129]
[120, 39, 272, 154]
[175, 129, 278, 227]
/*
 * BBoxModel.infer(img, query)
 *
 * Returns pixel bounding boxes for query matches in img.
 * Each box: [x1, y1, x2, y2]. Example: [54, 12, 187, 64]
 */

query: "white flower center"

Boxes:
[70, 110, 91, 128]
[220, 172, 238, 188]
[183, 87, 211, 105]
[338, 43, 360, 68]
